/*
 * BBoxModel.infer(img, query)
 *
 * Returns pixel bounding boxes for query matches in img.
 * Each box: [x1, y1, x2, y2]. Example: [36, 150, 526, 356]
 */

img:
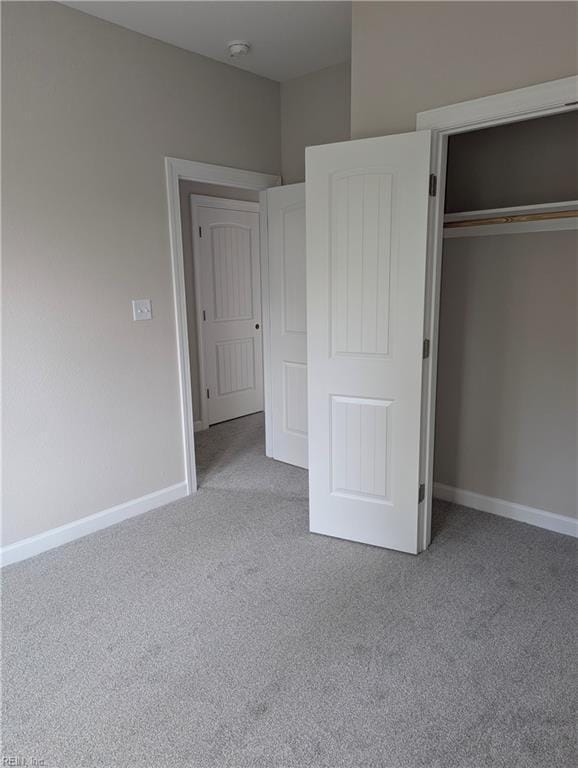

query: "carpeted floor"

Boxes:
[2, 413, 576, 768]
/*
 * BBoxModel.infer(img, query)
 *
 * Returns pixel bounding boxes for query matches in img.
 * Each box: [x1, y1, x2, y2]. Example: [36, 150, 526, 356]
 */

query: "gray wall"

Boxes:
[351, 1, 578, 138]
[2, 2, 280, 546]
[178, 181, 260, 424]
[435, 232, 577, 518]
[281, 61, 351, 183]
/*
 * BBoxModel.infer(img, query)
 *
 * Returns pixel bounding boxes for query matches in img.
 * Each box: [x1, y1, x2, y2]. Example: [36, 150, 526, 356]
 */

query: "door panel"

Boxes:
[306, 131, 431, 554]
[215, 338, 255, 395]
[211, 225, 253, 320]
[196, 203, 263, 425]
[266, 184, 308, 468]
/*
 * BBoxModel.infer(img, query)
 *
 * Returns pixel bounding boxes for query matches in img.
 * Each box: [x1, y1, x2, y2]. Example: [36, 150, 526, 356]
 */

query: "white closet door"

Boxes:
[266, 183, 308, 468]
[195, 200, 263, 425]
[306, 131, 431, 554]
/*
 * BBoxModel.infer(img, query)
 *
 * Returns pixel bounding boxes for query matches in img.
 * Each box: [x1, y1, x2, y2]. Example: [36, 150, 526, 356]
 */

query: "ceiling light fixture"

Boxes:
[227, 40, 251, 59]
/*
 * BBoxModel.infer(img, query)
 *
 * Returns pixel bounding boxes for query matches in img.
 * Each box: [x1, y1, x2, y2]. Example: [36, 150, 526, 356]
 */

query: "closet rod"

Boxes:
[445, 209, 578, 229]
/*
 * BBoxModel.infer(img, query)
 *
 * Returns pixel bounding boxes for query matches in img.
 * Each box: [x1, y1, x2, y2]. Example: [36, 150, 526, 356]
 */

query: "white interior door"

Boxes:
[265, 183, 308, 468]
[306, 131, 432, 554]
[193, 197, 263, 426]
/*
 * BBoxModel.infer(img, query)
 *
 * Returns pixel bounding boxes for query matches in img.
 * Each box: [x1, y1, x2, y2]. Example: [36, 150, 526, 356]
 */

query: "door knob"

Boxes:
[255, 323, 260, 329]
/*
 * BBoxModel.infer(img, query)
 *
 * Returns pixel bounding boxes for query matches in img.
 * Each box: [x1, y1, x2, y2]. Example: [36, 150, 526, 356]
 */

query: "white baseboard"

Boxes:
[0, 482, 188, 568]
[433, 483, 577, 538]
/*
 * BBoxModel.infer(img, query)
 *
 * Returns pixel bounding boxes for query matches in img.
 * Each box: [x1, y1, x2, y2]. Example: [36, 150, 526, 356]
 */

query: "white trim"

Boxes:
[0, 483, 188, 567]
[166, 157, 280, 192]
[259, 190, 274, 458]
[189, 198, 209, 431]
[433, 483, 578, 538]
[189, 194, 261, 432]
[417, 131, 448, 553]
[165, 159, 196, 495]
[417, 76, 578, 133]
[164, 158, 280, 494]
[416, 77, 578, 554]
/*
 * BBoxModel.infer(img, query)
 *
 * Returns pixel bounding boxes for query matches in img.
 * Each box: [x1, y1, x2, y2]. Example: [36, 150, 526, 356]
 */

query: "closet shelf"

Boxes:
[443, 200, 578, 238]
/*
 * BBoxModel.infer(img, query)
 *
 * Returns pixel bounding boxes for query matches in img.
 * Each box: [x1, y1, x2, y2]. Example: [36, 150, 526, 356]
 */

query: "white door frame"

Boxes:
[416, 75, 578, 552]
[164, 158, 280, 494]
[190, 195, 261, 431]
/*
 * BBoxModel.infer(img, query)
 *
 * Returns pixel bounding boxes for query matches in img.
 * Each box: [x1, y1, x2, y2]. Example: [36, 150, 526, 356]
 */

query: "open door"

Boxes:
[264, 183, 308, 468]
[306, 131, 432, 554]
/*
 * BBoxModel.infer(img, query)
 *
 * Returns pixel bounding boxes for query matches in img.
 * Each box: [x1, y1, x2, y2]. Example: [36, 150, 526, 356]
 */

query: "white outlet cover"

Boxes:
[132, 299, 152, 321]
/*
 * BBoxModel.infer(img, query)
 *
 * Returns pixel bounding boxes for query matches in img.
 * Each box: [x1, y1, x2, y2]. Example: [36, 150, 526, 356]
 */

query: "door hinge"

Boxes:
[429, 174, 437, 197]
[202, 309, 206, 321]
[422, 338, 430, 359]
[199, 226, 202, 238]
[206, 388, 210, 399]
[418, 483, 426, 503]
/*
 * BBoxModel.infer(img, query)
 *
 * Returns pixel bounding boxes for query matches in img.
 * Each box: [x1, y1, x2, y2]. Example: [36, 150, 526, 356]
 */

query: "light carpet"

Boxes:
[2, 413, 576, 767]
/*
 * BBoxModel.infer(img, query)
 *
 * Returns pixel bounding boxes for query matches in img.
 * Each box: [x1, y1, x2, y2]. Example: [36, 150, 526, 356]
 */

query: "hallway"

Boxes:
[195, 412, 308, 498]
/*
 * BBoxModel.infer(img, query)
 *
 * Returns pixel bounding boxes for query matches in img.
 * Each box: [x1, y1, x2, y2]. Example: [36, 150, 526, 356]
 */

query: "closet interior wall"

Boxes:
[434, 111, 578, 520]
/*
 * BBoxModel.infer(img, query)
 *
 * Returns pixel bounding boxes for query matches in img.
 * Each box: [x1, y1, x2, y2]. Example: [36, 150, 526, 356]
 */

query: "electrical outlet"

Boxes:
[132, 299, 152, 321]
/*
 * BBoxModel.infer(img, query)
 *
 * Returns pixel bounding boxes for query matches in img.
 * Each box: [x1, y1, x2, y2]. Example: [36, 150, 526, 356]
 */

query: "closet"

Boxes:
[434, 110, 578, 520]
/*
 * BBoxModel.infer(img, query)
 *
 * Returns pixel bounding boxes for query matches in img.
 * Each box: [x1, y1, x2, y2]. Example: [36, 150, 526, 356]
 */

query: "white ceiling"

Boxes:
[62, 1, 352, 82]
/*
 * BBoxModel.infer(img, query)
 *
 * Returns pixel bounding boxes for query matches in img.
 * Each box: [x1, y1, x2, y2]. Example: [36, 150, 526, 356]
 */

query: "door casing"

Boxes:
[165, 158, 280, 494]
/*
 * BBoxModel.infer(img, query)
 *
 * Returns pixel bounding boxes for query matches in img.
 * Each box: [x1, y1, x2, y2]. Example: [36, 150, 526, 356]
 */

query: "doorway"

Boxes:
[164, 158, 280, 494]
[432, 111, 577, 533]
[417, 78, 578, 549]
